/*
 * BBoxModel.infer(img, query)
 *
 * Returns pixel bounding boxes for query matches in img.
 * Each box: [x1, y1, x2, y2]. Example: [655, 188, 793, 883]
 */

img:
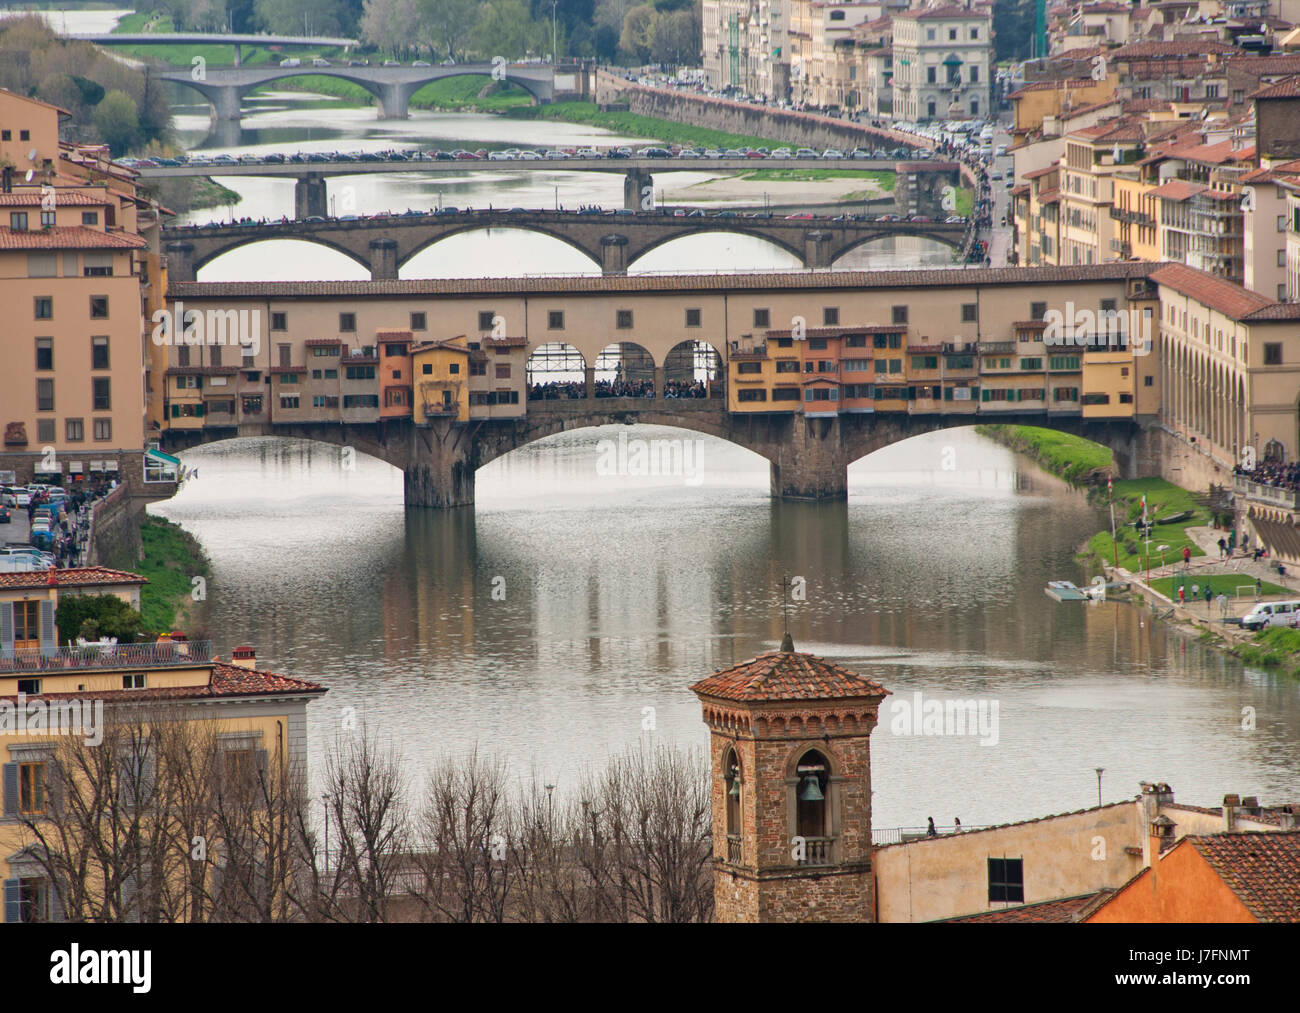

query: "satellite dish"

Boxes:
[24, 169, 34, 182]
[26, 148, 36, 162]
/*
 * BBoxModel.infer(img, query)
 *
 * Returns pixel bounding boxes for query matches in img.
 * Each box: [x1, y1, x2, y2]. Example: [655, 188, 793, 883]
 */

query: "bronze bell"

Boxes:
[798, 773, 824, 802]
[728, 777, 741, 800]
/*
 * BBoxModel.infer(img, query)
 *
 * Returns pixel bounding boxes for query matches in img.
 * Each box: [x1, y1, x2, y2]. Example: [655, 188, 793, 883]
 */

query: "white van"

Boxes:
[279, 57, 302, 67]
[1241, 600, 1300, 631]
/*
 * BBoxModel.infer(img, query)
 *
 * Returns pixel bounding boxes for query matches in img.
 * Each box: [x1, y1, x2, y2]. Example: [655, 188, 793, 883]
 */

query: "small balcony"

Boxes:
[726, 835, 743, 864]
[797, 836, 835, 866]
[978, 341, 1015, 354]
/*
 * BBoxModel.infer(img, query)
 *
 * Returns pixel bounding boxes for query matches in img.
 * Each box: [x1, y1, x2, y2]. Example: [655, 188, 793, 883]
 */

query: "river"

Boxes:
[151, 427, 1300, 829]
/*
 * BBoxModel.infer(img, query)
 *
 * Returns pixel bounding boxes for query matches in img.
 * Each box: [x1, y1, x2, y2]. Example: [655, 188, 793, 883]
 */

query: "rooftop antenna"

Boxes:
[780, 574, 794, 652]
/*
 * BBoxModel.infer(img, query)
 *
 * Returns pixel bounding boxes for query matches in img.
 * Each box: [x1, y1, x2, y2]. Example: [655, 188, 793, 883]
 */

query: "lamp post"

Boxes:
[1094, 768, 1104, 808]
[321, 793, 329, 871]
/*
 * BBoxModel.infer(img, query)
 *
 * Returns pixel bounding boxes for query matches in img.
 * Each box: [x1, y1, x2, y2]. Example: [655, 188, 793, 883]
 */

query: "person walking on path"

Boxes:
[1178, 585, 1186, 605]
[1183, 546, 1192, 568]
[1218, 537, 1227, 559]
[1204, 584, 1213, 612]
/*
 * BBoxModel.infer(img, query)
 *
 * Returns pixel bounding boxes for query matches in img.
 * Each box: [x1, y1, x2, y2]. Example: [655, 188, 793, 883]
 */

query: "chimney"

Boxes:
[1223, 793, 1241, 831]
[1278, 806, 1300, 831]
[1242, 795, 1260, 817]
[1149, 814, 1177, 861]
[231, 645, 257, 670]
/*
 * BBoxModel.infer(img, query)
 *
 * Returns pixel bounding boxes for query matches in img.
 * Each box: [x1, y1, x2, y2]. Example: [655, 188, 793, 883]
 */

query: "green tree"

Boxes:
[650, 6, 697, 67]
[471, 0, 550, 59]
[417, 0, 479, 61]
[92, 90, 140, 155]
[56, 595, 147, 645]
[254, 0, 347, 34]
[619, 3, 656, 63]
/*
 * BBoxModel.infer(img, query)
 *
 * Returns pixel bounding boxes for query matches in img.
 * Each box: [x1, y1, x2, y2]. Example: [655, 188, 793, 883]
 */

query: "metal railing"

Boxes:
[0, 639, 213, 673]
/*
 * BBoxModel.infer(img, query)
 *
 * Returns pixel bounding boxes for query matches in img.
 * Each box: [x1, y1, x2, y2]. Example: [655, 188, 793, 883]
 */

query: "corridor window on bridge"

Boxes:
[527, 341, 586, 401]
[595, 342, 654, 398]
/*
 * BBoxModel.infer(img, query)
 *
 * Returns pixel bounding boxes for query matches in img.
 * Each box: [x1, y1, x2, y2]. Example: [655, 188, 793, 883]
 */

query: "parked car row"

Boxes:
[122, 145, 922, 170]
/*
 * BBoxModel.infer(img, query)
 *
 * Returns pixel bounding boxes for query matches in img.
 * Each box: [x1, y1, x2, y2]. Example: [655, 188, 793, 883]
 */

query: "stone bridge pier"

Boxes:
[295, 174, 328, 219]
[624, 168, 653, 211]
[404, 419, 480, 508]
[600, 234, 629, 274]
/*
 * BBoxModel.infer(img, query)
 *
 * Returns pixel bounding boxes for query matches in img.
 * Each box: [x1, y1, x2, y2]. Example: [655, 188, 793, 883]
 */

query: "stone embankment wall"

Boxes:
[86, 484, 142, 569]
[594, 72, 937, 152]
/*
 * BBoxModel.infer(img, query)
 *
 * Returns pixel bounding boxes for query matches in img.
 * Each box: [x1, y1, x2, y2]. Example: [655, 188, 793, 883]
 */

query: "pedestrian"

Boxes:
[1182, 546, 1191, 568]
[1178, 585, 1186, 604]
[1217, 537, 1226, 559]
[927, 816, 937, 837]
[1204, 584, 1213, 609]
[954, 817, 962, 833]
[1229, 530, 1237, 554]
[1257, 577, 1263, 599]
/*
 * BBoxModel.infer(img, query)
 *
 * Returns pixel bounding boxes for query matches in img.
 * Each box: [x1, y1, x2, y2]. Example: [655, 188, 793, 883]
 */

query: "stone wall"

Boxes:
[86, 483, 143, 570]
[594, 72, 933, 152]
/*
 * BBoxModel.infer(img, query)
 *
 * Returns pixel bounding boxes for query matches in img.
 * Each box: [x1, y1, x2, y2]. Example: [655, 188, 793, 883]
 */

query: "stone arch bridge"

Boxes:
[163, 210, 971, 278]
[156, 63, 558, 122]
[160, 404, 1159, 509]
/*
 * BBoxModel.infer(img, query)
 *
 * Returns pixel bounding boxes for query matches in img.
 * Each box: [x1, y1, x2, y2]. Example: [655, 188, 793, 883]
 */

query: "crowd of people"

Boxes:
[1236, 460, 1300, 492]
[22, 482, 113, 568]
[527, 379, 712, 401]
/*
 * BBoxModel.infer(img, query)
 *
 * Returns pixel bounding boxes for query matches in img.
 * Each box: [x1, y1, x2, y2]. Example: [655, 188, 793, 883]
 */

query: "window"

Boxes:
[823, 307, 839, 326]
[753, 308, 770, 328]
[927, 66, 937, 84]
[210, 346, 222, 368]
[422, 363, 433, 375]
[891, 305, 908, 325]
[10, 211, 28, 231]
[495, 364, 511, 379]
[324, 368, 337, 379]
[737, 361, 762, 374]
[65, 418, 84, 442]
[616, 310, 633, 329]
[384, 344, 405, 357]
[776, 360, 801, 373]
[1030, 301, 1046, 320]
[1020, 358, 1042, 370]
[91, 336, 109, 369]
[40, 211, 55, 228]
[478, 311, 496, 331]
[91, 378, 110, 411]
[970, 67, 978, 84]
[685, 308, 701, 327]
[37, 420, 53, 442]
[1280, 249, 1289, 268]
[19, 761, 47, 815]
[93, 419, 111, 441]
[311, 345, 339, 357]
[927, 27, 935, 40]
[1100, 299, 1116, 314]
[470, 361, 486, 376]
[280, 396, 300, 409]
[1144, 375, 1153, 387]
[36, 379, 54, 412]
[1265, 343, 1283, 365]
[345, 365, 376, 380]
[123, 673, 146, 689]
[35, 338, 52, 370]
[773, 387, 801, 401]
[548, 310, 565, 330]
[82, 211, 99, 226]
[949, 27, 957, 39]
[971, 27, 979, 39]
[19, 130, 28, 140]
[795, 749, 829, 843]
[961, 303, 977, 322]
[1053, 387, 1079, 402]
[90, 296, 108, 319]
[724, 749, 742, 841]
[449, 362, 461, 375]
[34, 297, 52, 319]
[912, 355, 939, 370]
[809, 338, 827, 350]
[410, 311, 426, 330]
[988, 858, 1024, 903]
[271, 312, 287, 331]
[339, 312, 356, 332]
[736, 388, 767, 402]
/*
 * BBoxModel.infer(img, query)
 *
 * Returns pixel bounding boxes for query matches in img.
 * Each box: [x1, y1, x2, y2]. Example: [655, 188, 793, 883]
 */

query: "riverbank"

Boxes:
[978, 423, 1300, 676]
[99, 514, 211, 635]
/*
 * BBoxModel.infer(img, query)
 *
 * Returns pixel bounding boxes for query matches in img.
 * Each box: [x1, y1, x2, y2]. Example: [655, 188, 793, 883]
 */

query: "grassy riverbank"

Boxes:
[505, 101, 786, 151]
[976, 424, 1113, 483]
[1233, 627, 1300, 677]
[135, 515, 211, 635]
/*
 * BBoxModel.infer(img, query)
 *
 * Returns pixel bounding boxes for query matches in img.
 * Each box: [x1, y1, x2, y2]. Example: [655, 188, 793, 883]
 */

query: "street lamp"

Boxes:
[321, 793, 329, 870]
[1094, 768, 1104, 808]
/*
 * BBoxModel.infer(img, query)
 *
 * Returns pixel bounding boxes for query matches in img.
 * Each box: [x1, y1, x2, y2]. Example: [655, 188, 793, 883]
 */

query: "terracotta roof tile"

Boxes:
[1149, 180, 1208, 202]
[1187, 832, 1300, 922]
[0, 660, 325, 704]
[943, 892, 1106, 923]
[0, 225, 146, 250]
[690, 644, 889, 703]
[0, 566, 146, 590]
[0, 190, 106, 207]
[1250, 75, 1300, 100]
[169, 264, 1160, 301]
[1113, 39, 1234, 58]
[1152, 263, 1275, 320]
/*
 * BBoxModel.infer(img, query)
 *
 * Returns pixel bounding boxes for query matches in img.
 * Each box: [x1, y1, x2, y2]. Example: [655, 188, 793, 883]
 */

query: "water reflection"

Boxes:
[152, 426, 1300, 828]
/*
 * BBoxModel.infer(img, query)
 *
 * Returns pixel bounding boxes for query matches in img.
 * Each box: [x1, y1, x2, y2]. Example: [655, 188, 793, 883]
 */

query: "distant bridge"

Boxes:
[154, 63, 559, 121]
[161, 208, 971, 277]
[137, 155, 937, 214]
[62, 30, 358, 67]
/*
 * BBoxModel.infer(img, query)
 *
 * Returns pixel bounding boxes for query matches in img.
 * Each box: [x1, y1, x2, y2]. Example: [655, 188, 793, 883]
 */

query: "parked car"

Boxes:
[279, 58, 302, 68]
[795, 148, 818, 159]
[412, 60, 431, 67]
[311, 57, 330, 67]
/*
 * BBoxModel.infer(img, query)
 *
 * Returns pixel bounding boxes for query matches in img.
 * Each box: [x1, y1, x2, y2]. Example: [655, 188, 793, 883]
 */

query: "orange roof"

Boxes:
[1149, 180, 1208, 202]
[0, 190, 106, 207]
[690, 640, 890, 703]
[0, 660, 326, 704]
[0, 566, 146, 590]
[1185, 833, 1300, 922]
[1251, 76, 1300, 100]
[944, 892, 1106, 923]
[0, 226, 146, 250]
[1151, 264, 1275, 320]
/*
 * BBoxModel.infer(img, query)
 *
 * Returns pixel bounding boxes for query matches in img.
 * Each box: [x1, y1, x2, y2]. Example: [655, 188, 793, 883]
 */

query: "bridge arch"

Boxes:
[625, 227, 807, 270]
[594, 341, 656, 396]
[187, 235, 374, 280]
[830, 227, 965, 263]
[159, 426, 410, 473]
[399, 224, 602, 274]
[526, 341, 588, 398]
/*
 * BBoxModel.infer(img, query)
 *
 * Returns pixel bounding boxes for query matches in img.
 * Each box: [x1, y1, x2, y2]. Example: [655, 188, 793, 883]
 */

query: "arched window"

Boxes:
[724, 749, 741, 837]
[829, 9, 846, 20]
[795, 749, 829, 839]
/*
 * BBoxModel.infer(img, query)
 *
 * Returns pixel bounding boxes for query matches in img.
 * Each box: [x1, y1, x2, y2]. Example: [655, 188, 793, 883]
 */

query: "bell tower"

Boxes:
[690, 634, 890, 923]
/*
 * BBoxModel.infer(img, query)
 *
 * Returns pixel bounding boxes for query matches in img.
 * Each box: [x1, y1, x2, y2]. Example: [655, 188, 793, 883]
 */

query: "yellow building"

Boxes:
[412, 337, 471, 423]
[726, 333, 802, 413]
[1, 567, 327, 922]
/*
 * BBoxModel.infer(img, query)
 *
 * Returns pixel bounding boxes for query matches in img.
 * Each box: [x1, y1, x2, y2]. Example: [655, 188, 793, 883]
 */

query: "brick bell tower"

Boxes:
[690, 633, 890, 923]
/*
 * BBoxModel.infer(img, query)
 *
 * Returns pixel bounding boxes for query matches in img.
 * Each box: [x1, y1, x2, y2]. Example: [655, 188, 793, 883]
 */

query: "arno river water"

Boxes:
[153, 429, 1300, 830]
[125, 79, 1300, 829]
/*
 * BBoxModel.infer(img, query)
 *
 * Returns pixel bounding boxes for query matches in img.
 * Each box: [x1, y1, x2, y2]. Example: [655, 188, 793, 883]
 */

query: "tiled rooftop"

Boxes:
[0, 225, 146, 250]
[943, 892, 1106, 923]
[1151, 264, 1275, 321]
[690, 639, 889, 703]
[0, 566, 146, 590]
[1188, 832, 1300, 923]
